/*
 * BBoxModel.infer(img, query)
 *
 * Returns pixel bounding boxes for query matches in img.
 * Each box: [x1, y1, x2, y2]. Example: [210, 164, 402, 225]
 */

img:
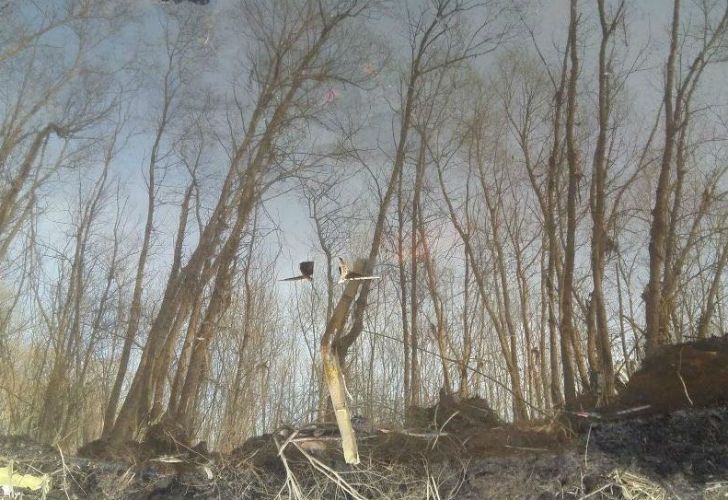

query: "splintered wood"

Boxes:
[322, 352, 359, 464]
[320, 259, 369, 465]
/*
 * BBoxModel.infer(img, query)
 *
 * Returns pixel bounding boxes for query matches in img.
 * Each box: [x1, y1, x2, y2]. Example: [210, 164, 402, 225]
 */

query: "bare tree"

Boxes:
[696, 227, 728, 339]
[557, 0, 582, 407]
[0, 2, 126, 260]
[108, 0, 377, 441]
[586, 0, 624, 401]
[644, 0, 728, 353]
[102, 12, 201, 436]
[36, 132, 118, 443]
[335, 0, 510, 400]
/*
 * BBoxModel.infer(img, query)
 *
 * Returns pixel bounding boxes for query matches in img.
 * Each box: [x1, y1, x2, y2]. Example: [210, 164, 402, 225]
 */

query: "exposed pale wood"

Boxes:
[320, 261, 367, 464]
[321, 351, 359, 464]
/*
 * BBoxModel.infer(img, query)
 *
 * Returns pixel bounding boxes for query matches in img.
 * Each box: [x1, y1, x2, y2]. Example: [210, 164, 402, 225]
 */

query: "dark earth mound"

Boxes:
[2, 337, 728, 498]
[615, 336, 728, 413]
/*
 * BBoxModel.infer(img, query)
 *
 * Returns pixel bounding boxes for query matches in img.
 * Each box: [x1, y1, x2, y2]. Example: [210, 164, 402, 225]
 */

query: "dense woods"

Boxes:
[1, 0, 728, 455]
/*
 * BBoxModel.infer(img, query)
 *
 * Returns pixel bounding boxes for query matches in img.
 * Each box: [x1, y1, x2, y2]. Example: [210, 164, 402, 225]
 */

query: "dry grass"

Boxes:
[0, 438, 465, 498]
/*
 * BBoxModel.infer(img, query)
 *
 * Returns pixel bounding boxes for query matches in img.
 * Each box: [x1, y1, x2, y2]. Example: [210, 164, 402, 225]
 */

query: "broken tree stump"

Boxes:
[320, 259, 370, 464]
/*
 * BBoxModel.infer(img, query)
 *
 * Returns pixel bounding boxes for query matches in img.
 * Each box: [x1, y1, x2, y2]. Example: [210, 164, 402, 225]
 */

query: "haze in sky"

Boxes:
[11, 0, 723, 303]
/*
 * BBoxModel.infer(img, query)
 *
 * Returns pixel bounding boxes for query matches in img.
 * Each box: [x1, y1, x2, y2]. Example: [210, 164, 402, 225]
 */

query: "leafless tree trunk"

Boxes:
[436, 156, 529, 420]
[336, 0, 507, 390]
[409, 139, 424, 400]
[458, 179, 474, 398]
[218, 224, 258, 443]
[558, 0, 581, 407]
[396, 165, 412, 406]
[587, 0, 624, 402]
[37, 152, 112, 442]
[109, 0, 375, 441]
[415, 135, 451, 395]
[645, 0, 681, 353]
[305, 183, 344, 420]
[509, 36, 570, 409]
[645, 0, 728, 352]
[102, 33, 182, 434]
[173, 177, 259, 429]
[696, 236, 728, 339]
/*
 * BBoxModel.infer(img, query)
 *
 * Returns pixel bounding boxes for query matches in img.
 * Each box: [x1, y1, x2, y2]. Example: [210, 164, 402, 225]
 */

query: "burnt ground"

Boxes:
[2, 337, 728, 499]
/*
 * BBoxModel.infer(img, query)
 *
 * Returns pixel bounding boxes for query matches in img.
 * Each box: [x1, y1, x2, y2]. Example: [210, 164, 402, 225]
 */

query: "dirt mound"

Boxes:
[78, 438, 148, 463]
[404, 393, 568, 458]
[615, 336, 728, 414]
[78, 416, 203, 465]
[405, 393, 501, 430]
[231, 393, 565, 473]
[6, 357, 728, 499]
[4, 408, 728, 498]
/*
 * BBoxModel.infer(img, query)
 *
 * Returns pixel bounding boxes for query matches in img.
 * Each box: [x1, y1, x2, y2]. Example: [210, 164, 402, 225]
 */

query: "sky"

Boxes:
[26, 0, 726, 292]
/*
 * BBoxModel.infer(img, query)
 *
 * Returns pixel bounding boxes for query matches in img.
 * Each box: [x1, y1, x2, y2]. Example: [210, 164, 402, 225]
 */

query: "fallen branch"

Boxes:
[292, 441, 367, 500]
[277, 430, 300, 457]
[609, 469, 666, 500]
[430, 411, 459, 450]
[579, 481, 616, 499]
[379, 429, 450, 439]
[273, 435, 304, 500]
[503, 445, 550, 452]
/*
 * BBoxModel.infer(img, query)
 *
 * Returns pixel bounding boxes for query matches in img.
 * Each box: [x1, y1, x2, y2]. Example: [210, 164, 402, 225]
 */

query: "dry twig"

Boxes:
[676, 348, 694, 406]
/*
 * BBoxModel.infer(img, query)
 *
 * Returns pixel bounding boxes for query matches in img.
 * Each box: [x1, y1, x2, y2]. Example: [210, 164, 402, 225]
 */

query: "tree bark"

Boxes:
[560, 0, 580, 407]
[587, 0, 623, 402]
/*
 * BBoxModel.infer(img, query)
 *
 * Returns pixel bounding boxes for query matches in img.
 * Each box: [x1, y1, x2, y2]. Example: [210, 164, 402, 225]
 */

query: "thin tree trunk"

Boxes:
[409, 148, 421, 400]
[38, 161, 108, 442]
[645, 0, 680, 354]
[696, 238, 728, 339]
[587, 0, 622, 403]
[396, 166, 411, 408]
[0, 124, 60, 240]
[102, 104, 173, 436]
[459, 180, 473, 398]
[174, 175, 261, 429]
[416, 177, 451, 394]
[436, 161, 528, 420]
[560, 0, 580, 407]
